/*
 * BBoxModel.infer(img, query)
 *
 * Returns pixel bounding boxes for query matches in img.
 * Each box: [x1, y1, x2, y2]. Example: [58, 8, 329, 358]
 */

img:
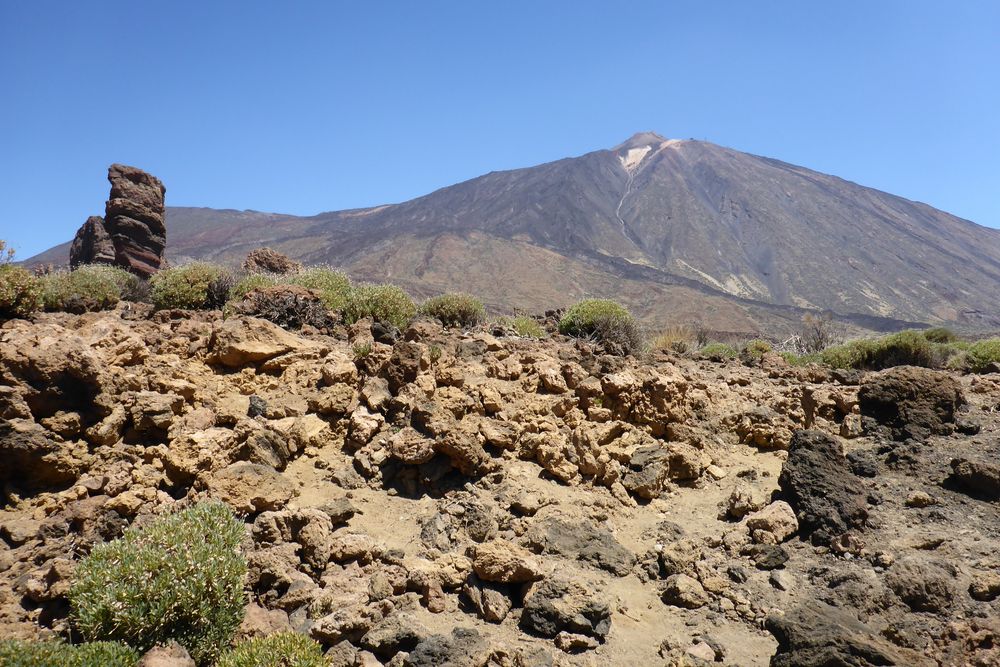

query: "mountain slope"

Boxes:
[27, 133, 1000, 332]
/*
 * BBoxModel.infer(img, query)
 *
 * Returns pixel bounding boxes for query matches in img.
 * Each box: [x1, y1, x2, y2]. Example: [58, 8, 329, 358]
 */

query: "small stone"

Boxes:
[904, 491, 937, 508]
[769, 570, 795, 591]
[554, 631, 599, 653]
[706, 464, 727, 480]
[662, 574, 709, 609]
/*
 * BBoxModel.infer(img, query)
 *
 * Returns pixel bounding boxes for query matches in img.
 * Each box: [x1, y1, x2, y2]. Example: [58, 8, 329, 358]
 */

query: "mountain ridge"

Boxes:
[26, 134, 1000, 334]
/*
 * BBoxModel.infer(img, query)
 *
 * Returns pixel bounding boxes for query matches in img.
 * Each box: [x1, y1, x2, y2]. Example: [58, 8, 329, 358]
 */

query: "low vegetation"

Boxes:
[0, 264, 43, 320]
[217, 633, 328, 667]
[700, 342, 738, 361]
[150, 262, 227, 310]
[0, 640, 138, 667]
[342, 283, 416, 329]
[69, 501, 247, 664]
[511, 314, 546, 339]
[740, 338, 772, 363]
[287, 267, 352, 311]
[559, 298, 642, 356]
[39, 265, 137, 313]
[420, 292, 486, 328]
[650, 325, 697, 354]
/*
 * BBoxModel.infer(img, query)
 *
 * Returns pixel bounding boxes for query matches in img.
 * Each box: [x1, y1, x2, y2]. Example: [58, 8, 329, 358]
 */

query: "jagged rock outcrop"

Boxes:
[69, 216, 115, 269]
[68, 164, 166, 277]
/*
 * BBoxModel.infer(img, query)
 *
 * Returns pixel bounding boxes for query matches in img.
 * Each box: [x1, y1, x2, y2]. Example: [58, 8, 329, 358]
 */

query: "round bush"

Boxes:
[922, 327, 957, 344]
[0, 265, 42, 320]
[150, 263, 227, 310]
[39, 265, 132, 313]
[0, 640, 138, 667]
[558, 299, 631, 336]
[288, 267, 352, 311]
[420, 292, 485, 328]
[966, 338, 1000, 373]
[558, 299, 641, 355]
[217, 633, 327, 667]
[342, 283, 416, 329]
[70, 501, 247, 665]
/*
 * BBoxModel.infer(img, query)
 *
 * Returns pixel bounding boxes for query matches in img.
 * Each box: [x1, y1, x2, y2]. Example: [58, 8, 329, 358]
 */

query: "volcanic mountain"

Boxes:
[30, 133, 1000, 334]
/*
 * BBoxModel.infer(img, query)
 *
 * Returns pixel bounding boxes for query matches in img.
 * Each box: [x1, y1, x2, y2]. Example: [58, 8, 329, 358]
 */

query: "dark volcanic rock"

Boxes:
[104, 164, 167, 278]
[526, 517, 635, 576]
[767, 601, 932, 667]
[69, 215, 115, 269]
[404, 627, 488, 667]
[949, 456, 1000, 500]
[67, 164, 166, 277]
[778, 430, 868, 545]
[858, 366, 964, 441]
[521, 578, 611, 641]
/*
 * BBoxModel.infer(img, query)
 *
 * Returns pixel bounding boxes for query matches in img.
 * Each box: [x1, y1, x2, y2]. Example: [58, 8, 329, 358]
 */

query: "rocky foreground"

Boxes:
[1, 307, 999, 666]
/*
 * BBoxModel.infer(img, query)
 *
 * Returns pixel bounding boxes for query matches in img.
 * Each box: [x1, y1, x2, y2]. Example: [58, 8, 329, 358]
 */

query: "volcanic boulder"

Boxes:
[858, 366, 963, 441]
[778, 430, 868, 545]
[69, 215, 116, 269]
[68, 164, 166, 277]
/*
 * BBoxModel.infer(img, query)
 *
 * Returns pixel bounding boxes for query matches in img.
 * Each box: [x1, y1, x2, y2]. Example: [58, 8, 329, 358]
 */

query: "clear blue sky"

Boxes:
[2, 1, 998, 258]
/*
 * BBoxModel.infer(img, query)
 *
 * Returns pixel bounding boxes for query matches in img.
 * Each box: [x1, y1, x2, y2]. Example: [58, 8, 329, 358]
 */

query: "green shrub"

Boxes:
[342, 283, 416, 329]
[228, 273, 279, 302]
[0, 265, 42, 320]
[966, 339, 1000, 374]
[922, 327, 957, 344]
[39, 265, 134, 313]
[288, 267, 352, 311]
[149, 263, 226, 310]
[420, 292, 486, 328]
[862, 330, 936, 370]
[700, 342, 738, 361]
[70, 501, 247, 665]
[512, 315, 545, 339]
[217, 633, 328, 667]
[820, 340, 877, 369]
[740, 339, 772, 363]
[0, 639, 138, 667]
[559, 299, 641, 355]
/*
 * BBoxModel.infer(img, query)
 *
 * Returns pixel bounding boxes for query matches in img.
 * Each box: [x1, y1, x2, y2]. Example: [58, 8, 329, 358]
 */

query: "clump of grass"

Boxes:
[0, 639, 138, 667]
[559, 298, 641, 356]
[39, 265, 138, 313]
[228, 273, 279, 303]
[650, 325, 696, 353]
[352, 341, 373, 359]
[69, 501, 247, 665]
[420, 292, 485, 328]
[700, 342, 738, 361]
[512, 315, 545, 339]
[966, 338, 1000, 373]
[740, 338, 772, 363]
[288, 267, 352, 311]
[149, 262, 227, 310]
[216, 633, 327, 667]
[342, 283, 416, 329]
[0, 264, 42, 320]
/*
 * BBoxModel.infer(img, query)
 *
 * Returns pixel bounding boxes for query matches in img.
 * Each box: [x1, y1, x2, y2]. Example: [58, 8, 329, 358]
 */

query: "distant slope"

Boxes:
[27, 133, 1000, 333]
